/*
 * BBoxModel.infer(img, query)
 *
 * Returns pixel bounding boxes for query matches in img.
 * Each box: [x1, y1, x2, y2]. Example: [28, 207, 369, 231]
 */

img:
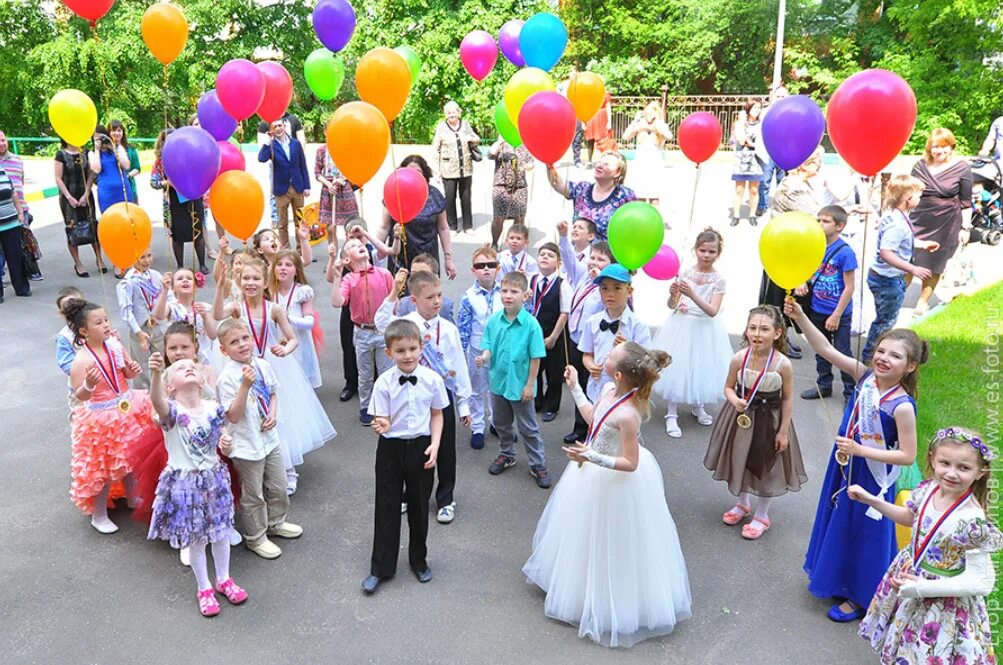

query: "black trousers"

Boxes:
[340, 305, 358, 390]
[434, 390, 457, 509]
[443, 176, 473, 231]
[568, 341, 589, 440]
[0, 225, 29, 297]
[535, 329, 567, 413]
[371, 435, 434, 578]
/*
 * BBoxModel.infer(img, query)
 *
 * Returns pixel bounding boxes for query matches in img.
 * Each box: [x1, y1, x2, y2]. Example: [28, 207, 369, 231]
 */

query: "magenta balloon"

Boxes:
[197, 90, 237, 141]
[216, 59, 265, 121]
[217, 140, 245, 174]
[642, 245, 681, 281]
[162, 127, 221, 200]
[312, 0, 356, 53]
[460, 30, 498, 82]
[498, 20, 525, 67]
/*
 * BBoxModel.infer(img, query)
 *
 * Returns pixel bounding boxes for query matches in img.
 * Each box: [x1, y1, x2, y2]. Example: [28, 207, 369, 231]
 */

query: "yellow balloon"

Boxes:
[48, 89, 97, 148]
[503, 67, 554, 127]
[895, 489, 913, 550]
[758, 211, 826, 290]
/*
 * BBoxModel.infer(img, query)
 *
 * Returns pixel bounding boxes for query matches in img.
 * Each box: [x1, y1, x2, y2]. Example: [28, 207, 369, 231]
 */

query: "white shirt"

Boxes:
[368, 365, 449, 439]
[578, 307, 652, 400]
[458, 282, 502, 352]
[558, 236, 592, 290]
[496, 249, 539, 284]
[567, 279, 604, 343]
[401, 312, 473, 419]
[529, 272, 573, 316]
[216, 358, 280, 461]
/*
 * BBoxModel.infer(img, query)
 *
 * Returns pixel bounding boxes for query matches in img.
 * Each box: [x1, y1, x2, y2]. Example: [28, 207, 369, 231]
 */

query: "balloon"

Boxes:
[141, 3, 187, 65]
[607, 202, 665, 270]
[326, 101, 390, 187]
[97, 203, 152, 270]
[827, 69, 917, 176]
[355, 47, 411, 122]
[48, 89, 97, 148]
[304, 49, 345, 101]
[519, 12, 567, 72]
[460, 30, 498, 82]
[256, 61, 293, 124]
[196, 90, 237, 141]
[761, 95, 826, 171]
[217, 140, 245, 174]
[216, 59, 265, 121]
[517, 91, 576, 165]
[162, 127, 221, 201]
[567, 72, 605, 123]
[494, 100, 521, 147]
[383, 167, 429, 224]
[312, 0, 356, 53]
[394, 46, 422, 84]
[208, 171, 264, 241]
[758, 211, 827, 290]
[677, 112, 723, 165]
[642, 245, 680, 281]
[503, 67, 554, 128]
[63, 0, 115, 24]
[498, 20, 525, 67]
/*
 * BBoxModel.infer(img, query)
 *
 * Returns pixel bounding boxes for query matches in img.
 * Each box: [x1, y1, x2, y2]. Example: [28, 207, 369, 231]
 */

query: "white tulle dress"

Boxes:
[274, 283, 322, 389]
[523, 387, 692, 648]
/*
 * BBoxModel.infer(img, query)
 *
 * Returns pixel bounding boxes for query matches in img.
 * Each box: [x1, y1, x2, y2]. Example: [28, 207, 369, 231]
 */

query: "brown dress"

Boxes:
[910, 159, 973, 273]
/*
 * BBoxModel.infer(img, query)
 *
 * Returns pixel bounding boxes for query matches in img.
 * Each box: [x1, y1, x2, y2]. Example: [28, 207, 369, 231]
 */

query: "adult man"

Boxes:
[257, 119, 310, 251]
[755, 85, 789, 216]
[979, 113, 1003, 161]
[0, 131, 41, 286]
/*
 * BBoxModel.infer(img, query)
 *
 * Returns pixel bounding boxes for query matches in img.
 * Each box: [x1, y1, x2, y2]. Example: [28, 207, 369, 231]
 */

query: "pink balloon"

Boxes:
[642, 245, 680, 281]
[460, 30, 498, 82]
[217, 141, 245, 174]
[216, 59, 265, 121]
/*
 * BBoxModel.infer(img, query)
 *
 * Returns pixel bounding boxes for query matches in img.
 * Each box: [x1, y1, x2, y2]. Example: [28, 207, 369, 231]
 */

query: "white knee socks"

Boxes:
[90, 484, 118, 533]
[211, 539, 231, 583]
[189, 543, 212, 591]
[754, 497, 773, 522]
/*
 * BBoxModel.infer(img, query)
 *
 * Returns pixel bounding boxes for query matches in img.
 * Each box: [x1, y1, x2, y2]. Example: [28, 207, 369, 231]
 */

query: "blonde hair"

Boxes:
[599, 151, 628, 185]
[923, 128, 957, 164]
[883, 174, 924, 211]
[472, 245, 497, 263]
[615, 342, 671, 417]
[217, 318, 249, 344]
[643, 101, 661, 116]
[693, 226, 724, 254]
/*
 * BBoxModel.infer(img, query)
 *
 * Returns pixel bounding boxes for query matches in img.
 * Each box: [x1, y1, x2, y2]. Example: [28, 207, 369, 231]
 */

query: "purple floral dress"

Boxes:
[859, 480, 1002, 665]
[566, 181, 637, 241]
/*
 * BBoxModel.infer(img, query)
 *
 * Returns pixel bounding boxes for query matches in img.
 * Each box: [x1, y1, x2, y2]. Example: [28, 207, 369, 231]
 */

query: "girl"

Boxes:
[252, 228, 280, 267]
[523, 342, 692, 648]
[852, 428, 999, 664]
[147, 353, 248, 618]
[785, 298, 926, 622]
[156, 268, 222, 372]
[704, 305, 806, 540]
[65, 298, 162, 533]
[651, 227, 732, 438]
[271, 249, 322, 389]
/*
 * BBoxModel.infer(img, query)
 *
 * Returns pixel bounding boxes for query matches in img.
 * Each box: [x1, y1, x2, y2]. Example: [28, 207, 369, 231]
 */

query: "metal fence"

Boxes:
[7, 136, 159, 156]
[611, 94, 770, 151]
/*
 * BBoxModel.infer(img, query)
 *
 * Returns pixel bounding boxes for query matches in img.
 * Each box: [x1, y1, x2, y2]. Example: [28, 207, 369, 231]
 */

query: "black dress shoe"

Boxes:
[339, 386, 357, 402]
[542, 411, 558, 422]
[414, 567, 433, 583]
[563, 432, 581, 444]
[362, 575, 383, 594]
[801, 388, 831, 400]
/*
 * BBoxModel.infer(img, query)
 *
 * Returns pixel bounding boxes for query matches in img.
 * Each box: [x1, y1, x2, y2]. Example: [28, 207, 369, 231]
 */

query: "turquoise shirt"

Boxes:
[482, 307, 546, 401]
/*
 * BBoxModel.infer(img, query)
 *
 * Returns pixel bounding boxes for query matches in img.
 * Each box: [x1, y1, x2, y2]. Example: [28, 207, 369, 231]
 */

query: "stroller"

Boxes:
[970, 158, 1002, 245]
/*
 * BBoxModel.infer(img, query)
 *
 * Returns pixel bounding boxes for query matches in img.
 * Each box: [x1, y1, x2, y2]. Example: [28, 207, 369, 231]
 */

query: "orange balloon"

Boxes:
[355, 48, 411, 122]
[326, 101, 391, 187]
[208, 171, 264, 241]
[97, 203, 153, 270]
[141, 3, 188, 66]
[567, 72, 606, 123]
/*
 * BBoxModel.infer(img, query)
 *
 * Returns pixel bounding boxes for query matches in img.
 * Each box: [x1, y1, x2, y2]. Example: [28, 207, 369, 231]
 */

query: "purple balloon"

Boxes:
[313, 0, 356, 53]
[162, 127, 221, 201]
[499, 19, 525, 67]
[761, 95, 826, 171]
[197, 90, 237, 141]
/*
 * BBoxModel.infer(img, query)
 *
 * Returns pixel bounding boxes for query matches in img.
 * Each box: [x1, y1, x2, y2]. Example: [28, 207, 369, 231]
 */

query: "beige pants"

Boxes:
[275, 185, 305, 249]
[128, 324, 164, 390]
[232, 447, 289, 546]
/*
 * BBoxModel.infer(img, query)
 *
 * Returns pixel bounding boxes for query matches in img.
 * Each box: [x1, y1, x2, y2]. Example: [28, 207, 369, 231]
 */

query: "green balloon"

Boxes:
[304, 48, 345, 101]
[394, 46, 422, 84]
[494, 100, 522, 147]
[606, 202, 665, 270]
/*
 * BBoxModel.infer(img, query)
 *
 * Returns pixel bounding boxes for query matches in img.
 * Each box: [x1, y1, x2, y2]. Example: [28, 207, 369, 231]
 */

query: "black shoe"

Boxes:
[15, 290, 31, 297]
[530, 465, 553, 489]
[801, 387, 831, 400]
[542, 411, 558, 422]
[74, 266, 90, 278]
[489, 425, 498, 437]
[749, 218, 758, 227]
[730, 217, 740, 227]
[488, 454, 515, 475]
[755, 208, 767, 218]
[339, 386, 357, 402]
[414, 567, 433, 583]
[362, 575, 383, 594]
[563, 432, 582, 444]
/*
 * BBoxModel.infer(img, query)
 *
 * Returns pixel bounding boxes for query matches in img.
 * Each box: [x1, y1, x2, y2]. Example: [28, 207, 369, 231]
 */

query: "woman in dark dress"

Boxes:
[907, 128, 973, 316]
[151, 129, 208, 273]
[54, 140, 107, 277]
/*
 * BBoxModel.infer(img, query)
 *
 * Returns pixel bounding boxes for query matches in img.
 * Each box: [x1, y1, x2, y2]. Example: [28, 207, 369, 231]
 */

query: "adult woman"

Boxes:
[622, 102, 672, 205]
[584, 91, 612, 166]
[488, 137, 533, 248]
[731, 101, 764, 226]
[315, 143, 358, 249]
[151, 129, 208, 273]
[546, 151, 637, 241]
[0, 164, 28, 300]
[88, 124, 135, 214]
[54, 140, 107, 277]
[432, 101, 480, 233]
[109, 120, 141, 200]
[907, 128, 973, 316]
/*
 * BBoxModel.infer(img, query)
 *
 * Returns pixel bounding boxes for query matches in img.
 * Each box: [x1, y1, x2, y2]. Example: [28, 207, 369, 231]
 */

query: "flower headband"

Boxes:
[936, 427, 996, 462]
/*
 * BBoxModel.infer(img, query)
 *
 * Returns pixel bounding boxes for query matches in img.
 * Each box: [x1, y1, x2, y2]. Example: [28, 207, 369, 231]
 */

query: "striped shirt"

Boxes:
[0, 168, 19, 232]
[0, 153, 27, 211]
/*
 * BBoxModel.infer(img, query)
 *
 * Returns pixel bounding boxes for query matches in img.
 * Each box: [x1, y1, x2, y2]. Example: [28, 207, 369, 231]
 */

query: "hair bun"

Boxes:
[62, 297, 86, 323]
[648, 349, 671, 370]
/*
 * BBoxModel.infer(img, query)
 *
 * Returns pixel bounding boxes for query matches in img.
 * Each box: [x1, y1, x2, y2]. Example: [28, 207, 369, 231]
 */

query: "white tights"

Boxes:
[188, 539, 232, 591]
[739, 492, 774, 521]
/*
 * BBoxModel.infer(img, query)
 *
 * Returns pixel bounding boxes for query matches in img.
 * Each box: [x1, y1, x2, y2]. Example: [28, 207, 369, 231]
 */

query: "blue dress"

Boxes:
[96, 150, 136, 213]
[803, 375, 916, 609]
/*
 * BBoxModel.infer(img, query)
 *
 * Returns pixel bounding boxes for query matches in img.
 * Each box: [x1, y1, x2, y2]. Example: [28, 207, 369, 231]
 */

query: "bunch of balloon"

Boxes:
[305, 0, 356, 101]
[676, 112, 723, 234]
[140, 3, 188, 126]
[98, 203, 153, 270]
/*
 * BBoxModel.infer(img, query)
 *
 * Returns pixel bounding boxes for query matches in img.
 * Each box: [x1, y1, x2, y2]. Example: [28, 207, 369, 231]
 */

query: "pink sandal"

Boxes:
[722, 504, 752, 525]
[741, 516, 771, 540]
[215, 578, 248, 605]
[197, 588, 221, 617]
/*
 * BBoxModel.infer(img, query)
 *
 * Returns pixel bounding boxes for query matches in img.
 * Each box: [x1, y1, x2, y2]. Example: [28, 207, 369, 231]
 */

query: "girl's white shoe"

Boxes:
[179, 546, 191, 567]
[692, 407, 713, 426]
[665, 416, 682, 438]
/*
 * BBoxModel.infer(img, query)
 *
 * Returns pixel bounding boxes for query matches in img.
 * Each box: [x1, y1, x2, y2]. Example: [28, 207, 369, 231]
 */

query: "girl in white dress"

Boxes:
[271, 250, 322, 388]
[155, 267, 223, 372]
[523, 341, 692, 648]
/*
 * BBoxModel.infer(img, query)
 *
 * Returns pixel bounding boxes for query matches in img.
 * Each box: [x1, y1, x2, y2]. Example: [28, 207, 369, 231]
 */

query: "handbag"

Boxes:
[67, 215, 96, 246]
[468, 141, 483, 162]
[20, 225, 41, 279]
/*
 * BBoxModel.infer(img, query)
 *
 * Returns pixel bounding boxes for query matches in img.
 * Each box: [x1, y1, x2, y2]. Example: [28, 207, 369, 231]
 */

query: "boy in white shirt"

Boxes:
[496, 223, 539, 284]
[528, 243, 572, 422]
[556, 218, 596, 289]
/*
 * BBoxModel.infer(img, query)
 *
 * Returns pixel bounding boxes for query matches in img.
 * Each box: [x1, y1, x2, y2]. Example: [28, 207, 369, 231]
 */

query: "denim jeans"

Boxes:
[808, 308, 855, 397]
[757, 159, 785, 213]
[862, 271, 906, 362]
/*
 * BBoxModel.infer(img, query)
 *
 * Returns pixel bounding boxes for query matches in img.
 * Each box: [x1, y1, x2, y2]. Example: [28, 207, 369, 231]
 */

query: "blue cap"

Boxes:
[592, 264, 631, 285]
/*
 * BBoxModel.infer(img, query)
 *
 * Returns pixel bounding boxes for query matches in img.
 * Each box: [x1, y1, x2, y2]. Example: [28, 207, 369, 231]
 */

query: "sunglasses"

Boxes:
[473, 262, 499, 270]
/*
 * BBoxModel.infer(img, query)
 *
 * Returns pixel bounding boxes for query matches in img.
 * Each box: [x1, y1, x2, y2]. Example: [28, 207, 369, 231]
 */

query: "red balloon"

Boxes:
[217, 141, 245, 174]
[257, 61, 294, 124]
[383, 167, 429, 224]
[517, 91, 576, 166]
[63, 0, 115, 23]
[678, 112, 722, 165]
[827, 69, 917, 177]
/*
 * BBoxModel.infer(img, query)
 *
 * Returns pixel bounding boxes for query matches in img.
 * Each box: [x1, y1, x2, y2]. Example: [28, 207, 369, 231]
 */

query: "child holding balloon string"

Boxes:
[155, 268, 222, 372]
[270, 249, 323, 389]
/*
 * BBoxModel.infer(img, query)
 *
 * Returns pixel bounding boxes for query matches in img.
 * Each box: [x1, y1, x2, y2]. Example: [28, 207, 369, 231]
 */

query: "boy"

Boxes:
[795, 205, 857, 401]
[376, 253, 457, 325]
[477, 271, 552, 489]
[556, 218, 596, 289]
[330, 237, 396, 425]
[529, 243, 572, 422]
[579, 264, 652, 402]
[496, 223, 539, 284]
[216, 319, 302, 560]
[56, 286, 84, 377]
[116, 249, 171, 389]
[362, 320, 448, 595]
[457, 245, 502, 449]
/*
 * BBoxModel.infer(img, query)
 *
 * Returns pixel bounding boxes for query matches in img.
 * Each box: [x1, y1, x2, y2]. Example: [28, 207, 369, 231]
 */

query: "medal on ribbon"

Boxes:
[736, 347, 774, 429]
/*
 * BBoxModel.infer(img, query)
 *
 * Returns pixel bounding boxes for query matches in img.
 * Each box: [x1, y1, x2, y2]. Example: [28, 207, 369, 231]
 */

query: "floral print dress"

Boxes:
[859, 479, 1002, 665]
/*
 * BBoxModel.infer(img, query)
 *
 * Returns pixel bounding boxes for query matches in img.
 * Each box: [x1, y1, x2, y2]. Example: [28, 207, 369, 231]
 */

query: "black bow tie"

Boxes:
[599, 319, 620, 334]
[399, 375, 417, 386]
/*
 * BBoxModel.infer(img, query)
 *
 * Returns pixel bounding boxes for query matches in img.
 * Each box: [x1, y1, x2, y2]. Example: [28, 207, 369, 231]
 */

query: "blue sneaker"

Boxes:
[470, 433, 485, 449]
[359, 410, 373, 426]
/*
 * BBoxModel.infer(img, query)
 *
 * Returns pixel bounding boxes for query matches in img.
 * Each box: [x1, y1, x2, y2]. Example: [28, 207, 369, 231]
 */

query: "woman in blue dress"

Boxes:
[784, 299, 927, 623]
[88, 124, 136, 214]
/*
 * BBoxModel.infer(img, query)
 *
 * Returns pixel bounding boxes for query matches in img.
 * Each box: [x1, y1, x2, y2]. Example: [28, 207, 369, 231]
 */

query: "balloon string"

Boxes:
[686, 163, 701, 245]
[191, 203, 201, 273]
[162, 64, 169, 130]
[389, 136, 407, 267]
[853, 176, 874, 371]
[91, 25, 111, 118]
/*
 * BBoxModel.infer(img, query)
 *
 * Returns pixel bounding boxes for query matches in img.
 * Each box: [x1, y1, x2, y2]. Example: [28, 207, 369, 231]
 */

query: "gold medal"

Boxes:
[736, 412, 752, 429]
[835, 450, 850, 466]
[118, 398, 132, 414]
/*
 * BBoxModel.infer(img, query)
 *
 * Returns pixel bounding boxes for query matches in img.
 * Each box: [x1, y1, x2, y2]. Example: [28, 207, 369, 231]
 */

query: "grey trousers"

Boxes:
[354, 326, 392, 409]
[492, 393, 546, 468]
[232, 447, 289, 546]
[128, 324, 164, 390]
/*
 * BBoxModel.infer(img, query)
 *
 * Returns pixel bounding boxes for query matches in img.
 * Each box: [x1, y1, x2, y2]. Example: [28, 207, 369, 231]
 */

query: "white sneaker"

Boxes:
[665, 415, 682, 438]
[437, 503, 456, 524]
[228, 529, 242, 547]
[246, 538, 282, 559]
[180, 546, 191, 567]
[401, 502, 407, 514]
[692, 407, 714, 426]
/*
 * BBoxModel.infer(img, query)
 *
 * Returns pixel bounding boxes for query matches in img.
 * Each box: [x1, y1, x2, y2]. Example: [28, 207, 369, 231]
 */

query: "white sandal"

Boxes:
[692, 407, 714, 426]
[665, 415, 682, 438]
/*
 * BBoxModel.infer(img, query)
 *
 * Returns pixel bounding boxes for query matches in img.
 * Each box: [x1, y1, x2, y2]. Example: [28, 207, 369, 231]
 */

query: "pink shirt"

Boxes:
[340, 266, 394, 325]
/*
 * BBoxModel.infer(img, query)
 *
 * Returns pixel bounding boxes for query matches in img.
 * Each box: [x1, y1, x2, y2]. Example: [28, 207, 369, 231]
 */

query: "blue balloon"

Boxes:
[761, 95, 826, 172]
[519, 12, 567, 72]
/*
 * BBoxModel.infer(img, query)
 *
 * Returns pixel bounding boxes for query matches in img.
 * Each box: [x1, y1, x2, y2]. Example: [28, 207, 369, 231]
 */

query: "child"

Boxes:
[651, 227, 731, 438]
[785, 299, 925, 623]
[362, 320, 449, 594]
[252, 228, 280, 266]
[216, 318, 303, 560]
[852, 427, 1000, 664]
[374, 253, 457, 324]
[457, 245, 502, 449]
[65, 298, 162, 533]
[556, 218, 596, 289]
[704, 305, 806, 540]
[524, 342, 692, 648]
[56, 286, 84, 400]
[147, 354, 248, 617]
[156, 268, 222, 372]
[496, 223, 539, 284]
[330, 238, 395, 424]
[795, 205, 857, 401]
[271, 249, 322, 389]
[477, 271, 551, 488]
[862, 175, 939, 362]
[528, 243, 571, 422]
[116, 249, 169, 389]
